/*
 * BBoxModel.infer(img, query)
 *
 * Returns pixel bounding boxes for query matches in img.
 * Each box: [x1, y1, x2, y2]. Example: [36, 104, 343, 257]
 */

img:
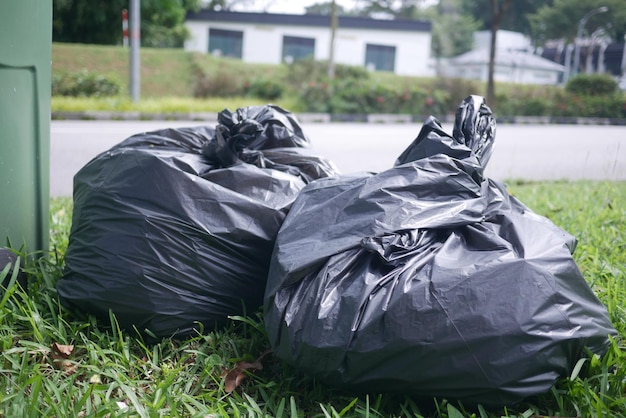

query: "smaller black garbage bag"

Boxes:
[57, 105, 340, 338]
[263, 96, 617, 407]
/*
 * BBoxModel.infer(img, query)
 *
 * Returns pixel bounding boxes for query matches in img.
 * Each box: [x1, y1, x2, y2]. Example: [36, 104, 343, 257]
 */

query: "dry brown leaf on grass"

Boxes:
[50, 342, 78, 375]
[222, 348, 273, 393]
[51, 342, 73, 357]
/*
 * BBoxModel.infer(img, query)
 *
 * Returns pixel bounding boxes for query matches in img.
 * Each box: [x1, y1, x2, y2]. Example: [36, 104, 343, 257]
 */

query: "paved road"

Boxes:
[51, 120, 626, 197]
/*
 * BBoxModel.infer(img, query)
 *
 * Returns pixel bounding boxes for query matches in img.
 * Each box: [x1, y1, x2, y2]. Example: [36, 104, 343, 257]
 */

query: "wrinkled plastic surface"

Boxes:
[57, 105, 340, 338]
[264, 96, 617, 407]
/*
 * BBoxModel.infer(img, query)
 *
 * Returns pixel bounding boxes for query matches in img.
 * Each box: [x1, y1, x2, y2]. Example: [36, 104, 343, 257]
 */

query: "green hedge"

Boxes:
[52, 69, 121, 97]
[566, 73, 619, 96]
[494, 75, 626, 119]
[293, 66, 625, 119]
[51, 58, 626, 119]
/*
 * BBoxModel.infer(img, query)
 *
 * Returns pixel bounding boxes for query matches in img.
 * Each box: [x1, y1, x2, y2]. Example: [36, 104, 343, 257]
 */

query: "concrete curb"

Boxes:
[51, 111, 626, 125]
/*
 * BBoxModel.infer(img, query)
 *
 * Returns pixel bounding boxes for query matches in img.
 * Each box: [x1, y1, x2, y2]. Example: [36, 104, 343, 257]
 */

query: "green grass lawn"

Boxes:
[52, 43, 197, 98]
[51, 95, 303, 115]
[52, 43, 290, 101]
[1, 180, 624, 417]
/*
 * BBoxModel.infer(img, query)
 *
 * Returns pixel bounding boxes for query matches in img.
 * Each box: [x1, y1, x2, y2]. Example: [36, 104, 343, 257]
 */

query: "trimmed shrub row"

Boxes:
[52, 69, 121, 97]
[53, 64, 626, 119]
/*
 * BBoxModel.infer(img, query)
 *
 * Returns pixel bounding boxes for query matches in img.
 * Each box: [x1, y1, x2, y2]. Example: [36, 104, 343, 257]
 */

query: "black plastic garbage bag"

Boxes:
[57, 105, 340, 338]
[263, 96, 617, 407]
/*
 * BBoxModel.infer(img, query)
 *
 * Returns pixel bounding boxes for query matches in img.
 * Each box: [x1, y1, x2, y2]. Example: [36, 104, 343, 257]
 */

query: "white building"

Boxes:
[443, 30, 565, 85]
[184, 10, 434, 77]
[446, 48, 565, 85]
[474, 30, 532, 52]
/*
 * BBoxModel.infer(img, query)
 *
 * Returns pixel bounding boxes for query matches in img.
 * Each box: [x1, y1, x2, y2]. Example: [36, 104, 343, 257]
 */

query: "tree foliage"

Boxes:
[430, 0, 478, 58]
[461, 0, 545, 35]
[528, 0, 625, 43]
[203, 0, 257, 11]
[52, 0, 201, 47]
[142, 0, 202, 47]
[352, 0, 431, 18]
[305, 1, 348, 15]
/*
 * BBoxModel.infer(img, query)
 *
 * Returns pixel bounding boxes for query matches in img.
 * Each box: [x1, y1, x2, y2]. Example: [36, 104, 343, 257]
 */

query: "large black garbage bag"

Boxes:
[57, 105, 340, 338]
[263, 96, 617, 407]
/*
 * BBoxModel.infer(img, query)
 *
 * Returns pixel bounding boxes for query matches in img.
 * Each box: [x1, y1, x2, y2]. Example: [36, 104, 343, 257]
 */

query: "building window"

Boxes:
[365, 44, 396, 72]
[282, 36, 315, 63]
[208, 28, 243, 59]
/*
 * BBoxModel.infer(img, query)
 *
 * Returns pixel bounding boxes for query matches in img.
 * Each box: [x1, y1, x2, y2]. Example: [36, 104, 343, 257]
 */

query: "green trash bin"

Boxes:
[0, 1, 52, 254]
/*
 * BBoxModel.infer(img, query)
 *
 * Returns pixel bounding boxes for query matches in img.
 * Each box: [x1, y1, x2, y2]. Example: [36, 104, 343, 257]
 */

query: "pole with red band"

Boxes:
[122, 9, 129, 47]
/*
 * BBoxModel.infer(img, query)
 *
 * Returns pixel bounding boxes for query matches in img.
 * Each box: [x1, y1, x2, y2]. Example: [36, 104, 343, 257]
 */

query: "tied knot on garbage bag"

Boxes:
[215, 104, 309, 150]
[57, 104, 339, 339]
[203, 105, 337, 182]
[263, 95, 617, 408]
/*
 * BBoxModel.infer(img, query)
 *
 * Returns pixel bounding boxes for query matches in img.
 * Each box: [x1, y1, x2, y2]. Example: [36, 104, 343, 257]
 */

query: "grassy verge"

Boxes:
[1, 181, 624, 417]
[52, 43, 197, 98]
[51, 96, 303, 114]
[52, 43, 291, 101]
[52, 43, 626, 119]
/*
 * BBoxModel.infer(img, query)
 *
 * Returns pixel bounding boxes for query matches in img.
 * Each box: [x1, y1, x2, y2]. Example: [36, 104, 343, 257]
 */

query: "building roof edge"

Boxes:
[186, 10, 431, 32]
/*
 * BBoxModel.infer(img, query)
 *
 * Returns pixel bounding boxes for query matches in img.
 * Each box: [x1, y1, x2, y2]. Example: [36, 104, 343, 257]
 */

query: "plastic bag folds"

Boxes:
[263, 96, 617, 407]
[57, 105, 340, 339]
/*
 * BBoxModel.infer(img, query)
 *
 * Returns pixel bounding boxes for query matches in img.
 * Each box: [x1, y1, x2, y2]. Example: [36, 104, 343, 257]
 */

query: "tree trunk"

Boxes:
[487, 13, 496, 107]
[487, 0, 512, 109]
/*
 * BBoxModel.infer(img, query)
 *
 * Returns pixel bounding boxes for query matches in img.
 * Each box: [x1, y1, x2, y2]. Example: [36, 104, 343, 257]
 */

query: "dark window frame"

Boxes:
[208, 28, 243, 59]
[365, 43, 396, 72]
[282, 35, 315, 63]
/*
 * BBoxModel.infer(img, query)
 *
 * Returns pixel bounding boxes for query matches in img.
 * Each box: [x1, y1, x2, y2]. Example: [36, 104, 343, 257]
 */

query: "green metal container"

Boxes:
[0, 1, 52, 254]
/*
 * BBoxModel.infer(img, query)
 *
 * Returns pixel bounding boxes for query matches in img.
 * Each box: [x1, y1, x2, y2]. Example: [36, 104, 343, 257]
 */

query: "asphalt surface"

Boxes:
[50, 120, 626, 197]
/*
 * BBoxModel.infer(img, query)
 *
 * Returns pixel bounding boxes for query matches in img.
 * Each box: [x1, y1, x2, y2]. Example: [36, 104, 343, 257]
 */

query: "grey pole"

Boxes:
[572, 6, 608, 78]
[130, 0, 140, 102]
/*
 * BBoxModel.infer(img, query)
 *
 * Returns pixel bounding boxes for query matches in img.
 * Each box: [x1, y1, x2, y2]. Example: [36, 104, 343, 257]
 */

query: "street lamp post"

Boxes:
[129, 0, 141, 102]
[572, 6, 609, 78]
